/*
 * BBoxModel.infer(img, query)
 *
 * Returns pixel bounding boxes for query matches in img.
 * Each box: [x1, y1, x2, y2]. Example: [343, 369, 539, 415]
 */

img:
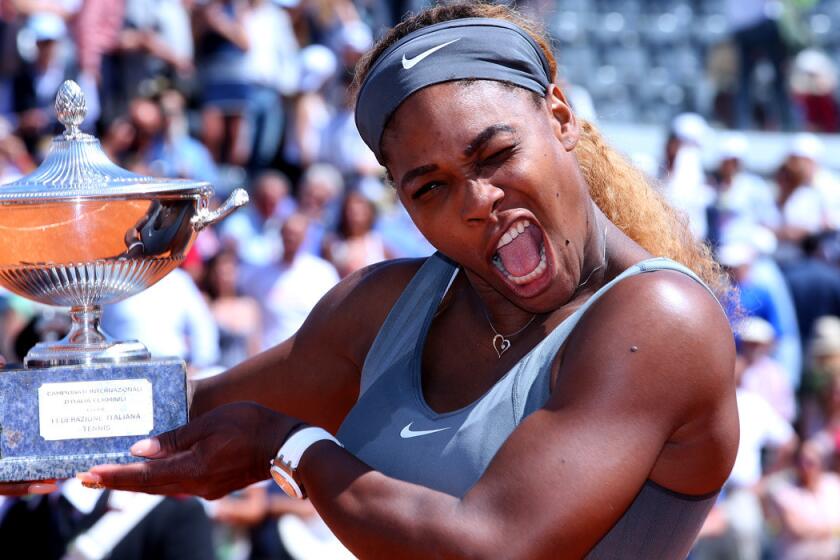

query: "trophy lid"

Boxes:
[0, 80, 212, 202]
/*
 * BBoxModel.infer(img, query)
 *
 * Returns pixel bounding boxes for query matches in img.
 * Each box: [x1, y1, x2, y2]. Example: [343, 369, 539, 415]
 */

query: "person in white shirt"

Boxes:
[725, 357, 798, 560]
[242, 213, 339, 350]
[101, 267, 220, 369]
[661, 113, 716, 241]
[708, 133, 779, 242]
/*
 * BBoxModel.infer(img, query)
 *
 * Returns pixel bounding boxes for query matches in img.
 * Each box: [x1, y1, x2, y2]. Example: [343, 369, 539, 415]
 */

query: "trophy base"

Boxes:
[0, 358, 187, 482]
[24, 339, 152, 368]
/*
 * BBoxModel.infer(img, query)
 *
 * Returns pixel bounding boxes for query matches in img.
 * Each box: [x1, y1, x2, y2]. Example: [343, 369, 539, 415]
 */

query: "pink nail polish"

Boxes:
[130, 438, 159, 457]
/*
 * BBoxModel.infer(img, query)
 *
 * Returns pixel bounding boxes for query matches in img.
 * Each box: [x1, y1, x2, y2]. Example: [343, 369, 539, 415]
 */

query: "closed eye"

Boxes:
[412, 181, 444, 200]
[478, 144, 518, 171]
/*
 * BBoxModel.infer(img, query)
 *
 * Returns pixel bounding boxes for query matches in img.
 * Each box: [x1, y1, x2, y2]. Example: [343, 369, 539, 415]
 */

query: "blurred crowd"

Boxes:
[661, 113, 840, 560]
[0, 0, 835, 559]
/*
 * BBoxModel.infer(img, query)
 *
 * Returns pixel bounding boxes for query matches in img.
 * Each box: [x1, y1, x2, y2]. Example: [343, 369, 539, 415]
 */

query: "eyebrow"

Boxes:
[397, 124, 517, 190]
[463, 124, 517, 158]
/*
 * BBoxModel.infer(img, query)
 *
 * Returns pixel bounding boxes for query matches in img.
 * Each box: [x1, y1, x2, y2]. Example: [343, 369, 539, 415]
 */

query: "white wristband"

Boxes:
[269, 427, 342, 498]
[279, 427, 343, 467]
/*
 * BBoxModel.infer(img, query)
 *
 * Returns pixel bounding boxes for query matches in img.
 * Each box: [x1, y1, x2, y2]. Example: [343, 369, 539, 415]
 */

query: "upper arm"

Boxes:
[452, 271, 738, 558]
[191, 258, 422, 433]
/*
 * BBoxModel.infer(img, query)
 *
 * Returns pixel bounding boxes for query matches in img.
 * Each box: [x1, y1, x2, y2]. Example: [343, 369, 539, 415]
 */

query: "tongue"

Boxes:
[497, 227, 542, 277]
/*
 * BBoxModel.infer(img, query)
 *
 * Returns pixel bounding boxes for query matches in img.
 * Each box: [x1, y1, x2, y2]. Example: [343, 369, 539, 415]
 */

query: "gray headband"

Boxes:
[355, 17, 552, 163]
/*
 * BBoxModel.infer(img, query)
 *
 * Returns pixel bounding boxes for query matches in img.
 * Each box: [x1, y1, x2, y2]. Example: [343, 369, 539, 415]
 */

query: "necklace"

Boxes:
[481, 306, 537, 358]
[575, 226, 608, 293]
[480, 225, 608, 359]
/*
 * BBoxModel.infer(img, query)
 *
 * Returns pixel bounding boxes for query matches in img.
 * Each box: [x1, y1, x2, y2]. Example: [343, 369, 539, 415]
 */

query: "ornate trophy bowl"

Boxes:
[0, 80, 248, 482]
[0, 80, 248, 367]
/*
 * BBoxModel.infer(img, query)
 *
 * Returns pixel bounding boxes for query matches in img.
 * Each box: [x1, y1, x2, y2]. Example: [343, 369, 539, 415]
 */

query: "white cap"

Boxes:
[788, 133, 825, 161]
[672, 113, 709, 146]
[791, 49, 838, 96]
[718, 132, 748, 161]
[738, 316, 775, 344]
[810, 316, 840, 357]
[721, 221, 778, 256]
[27, 13, 66, 42]
[338, 21, 373, 54]
[718, 242, 756, 268]
[298, 45, 337, 93]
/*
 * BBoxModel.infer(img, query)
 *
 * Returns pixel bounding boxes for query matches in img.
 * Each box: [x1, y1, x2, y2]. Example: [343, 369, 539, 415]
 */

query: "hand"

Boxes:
[77, 402, 297, 500]
[0, 481, 58, 496]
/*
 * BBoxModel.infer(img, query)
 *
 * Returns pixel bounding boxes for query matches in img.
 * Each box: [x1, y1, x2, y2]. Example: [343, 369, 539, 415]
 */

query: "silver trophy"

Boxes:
[0, 80, 247, 366]
[0, 81, 248, 481]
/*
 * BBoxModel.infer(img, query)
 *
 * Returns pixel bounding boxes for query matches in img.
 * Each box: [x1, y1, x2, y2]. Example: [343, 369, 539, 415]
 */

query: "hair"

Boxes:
[352, 1, 727, 294]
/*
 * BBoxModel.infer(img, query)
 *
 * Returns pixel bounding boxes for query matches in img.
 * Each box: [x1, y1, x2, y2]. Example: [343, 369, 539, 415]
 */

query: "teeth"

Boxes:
[496, 219, 531, 250]
[492, 245, 547, 285]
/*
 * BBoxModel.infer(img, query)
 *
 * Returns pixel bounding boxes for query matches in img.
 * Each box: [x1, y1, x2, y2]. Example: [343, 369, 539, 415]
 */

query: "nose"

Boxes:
[460, 179, 504, 224]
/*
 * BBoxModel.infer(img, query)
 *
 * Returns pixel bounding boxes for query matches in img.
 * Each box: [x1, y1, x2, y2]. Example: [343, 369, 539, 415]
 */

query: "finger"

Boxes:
[0, 481, 58, 496]
[131, 416, 211, 459]
[82, 453, 199, 489]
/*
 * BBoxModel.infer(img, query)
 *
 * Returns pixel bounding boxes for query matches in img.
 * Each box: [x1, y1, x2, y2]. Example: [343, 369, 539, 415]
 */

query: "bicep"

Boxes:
[457, 273, 735, 557]
[459, 371, 674, 558]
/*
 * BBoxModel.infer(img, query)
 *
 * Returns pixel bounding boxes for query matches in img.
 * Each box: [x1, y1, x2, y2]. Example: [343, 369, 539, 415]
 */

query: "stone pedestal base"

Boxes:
[0, 358, 187, 481]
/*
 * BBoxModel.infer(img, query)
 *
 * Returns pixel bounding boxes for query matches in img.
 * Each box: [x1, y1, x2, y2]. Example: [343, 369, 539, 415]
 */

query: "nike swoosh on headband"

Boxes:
[401, 38, 461, 70]
[400, 422, 451, 439]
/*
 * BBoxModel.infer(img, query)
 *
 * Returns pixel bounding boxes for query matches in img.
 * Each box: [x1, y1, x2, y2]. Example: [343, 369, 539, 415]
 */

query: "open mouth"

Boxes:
[491, 219, 548, 286]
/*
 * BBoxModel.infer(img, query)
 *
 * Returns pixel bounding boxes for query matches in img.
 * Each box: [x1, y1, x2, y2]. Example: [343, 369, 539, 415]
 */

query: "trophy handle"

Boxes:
[191, 188, 249, 232]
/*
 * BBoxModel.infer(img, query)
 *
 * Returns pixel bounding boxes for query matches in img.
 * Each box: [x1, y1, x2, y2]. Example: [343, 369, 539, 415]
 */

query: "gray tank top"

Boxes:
[337, 254, 720, 559]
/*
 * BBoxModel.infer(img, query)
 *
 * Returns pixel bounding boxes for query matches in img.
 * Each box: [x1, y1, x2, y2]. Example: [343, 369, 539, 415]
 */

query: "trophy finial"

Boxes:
[55, 80, 87, 138]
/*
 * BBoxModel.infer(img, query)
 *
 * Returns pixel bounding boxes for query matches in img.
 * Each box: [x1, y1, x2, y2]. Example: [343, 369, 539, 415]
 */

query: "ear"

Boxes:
[545, 84, 579, 151]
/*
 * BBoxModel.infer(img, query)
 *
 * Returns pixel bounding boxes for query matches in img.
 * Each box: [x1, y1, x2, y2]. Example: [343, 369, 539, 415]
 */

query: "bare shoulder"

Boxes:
[564, 268, 735, 398]
[555, 268, 738, 493]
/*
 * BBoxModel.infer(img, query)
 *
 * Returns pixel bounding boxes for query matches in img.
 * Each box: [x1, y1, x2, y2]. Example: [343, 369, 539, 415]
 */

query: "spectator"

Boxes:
[764, 440, 840, 560]
[725, 0, 794, 129]
[147, 88, 219, 183]
[101, 267, 220, 369]
[323, 190, 392, 278]
[782, 234, 840, 352]
[800, 317, 840, 443]
[282, 44, 336, 178]
[706, 133, 778, 247]
[242, 0, 299, 171]
[219, 169, 294, 266]
[297, 162, 343, 256]
[737, 316, 797, 422]
[99, 0, 194, 125]
[661, 113, 715, 240]
[201, 249, 261, 368]
[241, 213, 338, 350]
[0, 479, 214, 560]
[790, 49, 840, 133]
[12, 13, 70, 150]
[772, 136, 832, 250]
[193, 0, 253, 166]
[723, 223, 802, 387]
[725, 353, 798, 560]
[719, 241, 783, 336]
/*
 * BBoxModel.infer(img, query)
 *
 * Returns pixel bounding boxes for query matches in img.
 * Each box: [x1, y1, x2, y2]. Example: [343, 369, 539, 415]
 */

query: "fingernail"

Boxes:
[130, 438, 160, 457]
[76, 472, 102, 486]
[28, 483, 57, 494]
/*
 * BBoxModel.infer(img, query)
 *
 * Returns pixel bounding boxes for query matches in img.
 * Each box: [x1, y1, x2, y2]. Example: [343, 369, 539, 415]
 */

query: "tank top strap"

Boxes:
[358, 252, 458, 396]
[514, 257, 720, 419]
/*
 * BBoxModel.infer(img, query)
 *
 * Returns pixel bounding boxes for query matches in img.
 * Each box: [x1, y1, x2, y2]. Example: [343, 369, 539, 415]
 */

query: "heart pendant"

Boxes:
[492, 334, 511, 358]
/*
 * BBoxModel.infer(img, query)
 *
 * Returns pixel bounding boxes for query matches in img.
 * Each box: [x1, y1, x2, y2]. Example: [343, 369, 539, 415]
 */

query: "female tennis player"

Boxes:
[68, 4, 738, 558]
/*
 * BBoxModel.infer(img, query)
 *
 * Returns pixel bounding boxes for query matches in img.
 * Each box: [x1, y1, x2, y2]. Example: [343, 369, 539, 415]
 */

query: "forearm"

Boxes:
[190, 344, 289, 418]
[189, 341, 358, 432]
[299, 442, 496, 560]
